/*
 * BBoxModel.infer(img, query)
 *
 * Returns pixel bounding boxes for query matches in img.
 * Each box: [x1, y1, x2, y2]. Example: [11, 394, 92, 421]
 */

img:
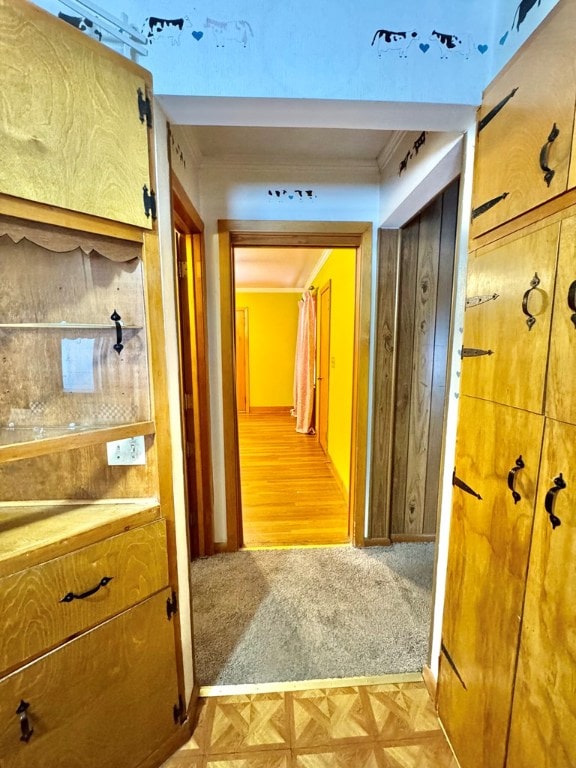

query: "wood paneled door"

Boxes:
[369, 179, 459, 541]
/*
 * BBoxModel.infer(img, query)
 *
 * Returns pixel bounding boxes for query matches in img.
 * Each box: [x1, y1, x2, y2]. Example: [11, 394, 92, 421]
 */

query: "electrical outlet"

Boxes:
[106, 436, 146, 465]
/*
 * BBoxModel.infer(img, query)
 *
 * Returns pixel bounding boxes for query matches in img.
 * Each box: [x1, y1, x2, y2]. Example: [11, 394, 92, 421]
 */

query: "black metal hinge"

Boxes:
[166, 590, 178, 620]
[173, 694, 185, 724]
[137, 87, 153, 128]
[452, 470, 482, 500]
[143, 185, 157, 220]
[478, 87, 518, 133]
[471, 192, 509, 220]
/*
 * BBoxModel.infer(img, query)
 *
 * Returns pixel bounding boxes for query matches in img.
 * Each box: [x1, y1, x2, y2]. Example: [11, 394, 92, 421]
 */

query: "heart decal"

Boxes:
[478, 44, 488, 54]
[192, 30, 204, 41]
[419, 43, 430, 53]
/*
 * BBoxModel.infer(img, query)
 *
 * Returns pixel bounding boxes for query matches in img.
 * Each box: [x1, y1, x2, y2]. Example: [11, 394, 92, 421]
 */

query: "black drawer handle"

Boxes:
[16, 700, 33, 743]
[110, 310, 123, 354]
[544, 473, 565, 530]
[567, 280, 576, 329]
[507, 455, 525, 504]
[522, 273, 540, 330]
[539, 123, 560, 187]
[60, 576, 113, 603]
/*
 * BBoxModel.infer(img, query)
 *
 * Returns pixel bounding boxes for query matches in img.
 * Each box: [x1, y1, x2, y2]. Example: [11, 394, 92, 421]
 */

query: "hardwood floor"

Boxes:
[160, 680, 458, 767]
[238, 412, 349, 548]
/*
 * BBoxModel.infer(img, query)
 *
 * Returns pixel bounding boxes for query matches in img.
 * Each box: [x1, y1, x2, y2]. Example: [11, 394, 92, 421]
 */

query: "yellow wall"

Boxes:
[313, 249, 356, 494]
[235, 292, 299, 408]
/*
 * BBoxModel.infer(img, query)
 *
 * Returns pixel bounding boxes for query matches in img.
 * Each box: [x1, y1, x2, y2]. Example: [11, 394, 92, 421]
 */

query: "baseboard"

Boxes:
[363, 537, 392, 547]
[214, 541, 235, 553]
[246, 406, 292, 414]
[390, 534, 436, 543]
[422, 664, 437, 706]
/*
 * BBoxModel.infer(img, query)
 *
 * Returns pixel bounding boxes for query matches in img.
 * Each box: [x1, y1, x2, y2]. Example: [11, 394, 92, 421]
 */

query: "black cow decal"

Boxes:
[512, 0, 541, 30]
[371, 29, 419, 58]
[58, 12, 102, 42]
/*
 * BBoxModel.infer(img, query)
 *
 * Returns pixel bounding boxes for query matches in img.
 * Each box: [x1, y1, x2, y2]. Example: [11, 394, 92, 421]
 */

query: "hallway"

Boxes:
[239, 412, 349, 548]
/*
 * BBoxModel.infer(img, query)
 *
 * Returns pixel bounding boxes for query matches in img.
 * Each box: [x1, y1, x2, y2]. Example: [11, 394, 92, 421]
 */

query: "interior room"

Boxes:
[1, 0, 575, 767]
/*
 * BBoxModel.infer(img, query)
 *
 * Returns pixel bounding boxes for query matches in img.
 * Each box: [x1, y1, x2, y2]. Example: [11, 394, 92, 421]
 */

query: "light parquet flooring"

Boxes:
[238, 412, 349, 548]
[161, 681, 458, 767]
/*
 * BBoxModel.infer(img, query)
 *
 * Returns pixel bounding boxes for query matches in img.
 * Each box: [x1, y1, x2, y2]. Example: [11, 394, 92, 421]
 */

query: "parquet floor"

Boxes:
[238, 412, 349, 548]
[161, 680, 458, 767]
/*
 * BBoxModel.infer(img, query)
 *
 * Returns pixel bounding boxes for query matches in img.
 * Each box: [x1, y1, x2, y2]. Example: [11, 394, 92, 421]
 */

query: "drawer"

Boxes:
[0, 520, 168, 676]
[0, 590, 180, 768]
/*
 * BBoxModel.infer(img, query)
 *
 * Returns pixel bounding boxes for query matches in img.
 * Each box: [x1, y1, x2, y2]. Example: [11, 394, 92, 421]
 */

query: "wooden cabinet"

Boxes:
[0, 0, 153, 228]
[0, 590, 180, 768]
[506, 418, 576, 768]
[439, 2, 576, 767]
[439, 397, 543, 768]
[470, 0, 576, 238]
[461, 222, 559, 412]
[0, 3, 189, 768]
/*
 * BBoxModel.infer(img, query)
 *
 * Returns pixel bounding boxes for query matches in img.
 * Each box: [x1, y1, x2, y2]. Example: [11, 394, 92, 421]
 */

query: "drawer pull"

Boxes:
[110, 310, 123, 354]
[521, 273, 541, 330]
[507, 455, 525, 504]
[539, 123, 560, 187]
[544, 474, 565, 530]
[567, 280, 576, 329]
[60, 576, 113, 603]
[16, 700, 34, 743]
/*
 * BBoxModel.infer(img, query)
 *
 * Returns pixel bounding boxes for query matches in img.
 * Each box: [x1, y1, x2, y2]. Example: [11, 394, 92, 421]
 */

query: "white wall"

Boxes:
[152, 103, 196, 704]
[197, 161, 380, 542]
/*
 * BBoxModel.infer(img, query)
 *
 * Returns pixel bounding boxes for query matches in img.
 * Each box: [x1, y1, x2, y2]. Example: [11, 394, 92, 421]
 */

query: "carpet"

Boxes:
[190, 543, 435, 686]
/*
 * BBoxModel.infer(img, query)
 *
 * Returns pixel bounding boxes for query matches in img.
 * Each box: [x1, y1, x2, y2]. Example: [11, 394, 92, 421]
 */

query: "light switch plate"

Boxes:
[106, 435, 146, 465]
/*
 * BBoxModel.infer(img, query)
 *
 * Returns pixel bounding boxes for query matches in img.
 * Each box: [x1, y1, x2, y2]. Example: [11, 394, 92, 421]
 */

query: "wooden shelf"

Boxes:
[0, 499, 161, 578]
[0, 421, 155, 464]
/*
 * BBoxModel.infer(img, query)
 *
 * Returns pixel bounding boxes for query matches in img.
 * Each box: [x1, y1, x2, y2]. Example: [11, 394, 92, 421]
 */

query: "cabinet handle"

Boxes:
[544, 473, 565, 530]
[567, 280, 576, 329]
[16, 700, 33, 743]
[507, 455, 525, 504]
[539, 123, 560, 187]
[521, 273, 541, 330]
[110, 310, 123, 354]
[60, 576, 113, 603]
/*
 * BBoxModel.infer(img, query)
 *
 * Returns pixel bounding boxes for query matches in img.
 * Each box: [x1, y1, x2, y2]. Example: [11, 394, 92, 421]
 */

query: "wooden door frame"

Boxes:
[234, 306, 250, 414]
[218, 220, 372, 550]
[171, 172, 215, 557]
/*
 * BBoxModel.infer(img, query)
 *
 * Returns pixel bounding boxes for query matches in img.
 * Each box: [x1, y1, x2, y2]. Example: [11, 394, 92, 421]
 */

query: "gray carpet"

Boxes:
[190, 543, 435, 685]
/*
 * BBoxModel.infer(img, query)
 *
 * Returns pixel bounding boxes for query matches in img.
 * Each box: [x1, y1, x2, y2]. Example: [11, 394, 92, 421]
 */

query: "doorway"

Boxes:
[218, 220, 372, 551]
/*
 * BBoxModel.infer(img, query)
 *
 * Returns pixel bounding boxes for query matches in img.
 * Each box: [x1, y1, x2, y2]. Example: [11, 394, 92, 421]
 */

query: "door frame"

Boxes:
[218, 220, 372, 550]
[171, 172, 215, 557]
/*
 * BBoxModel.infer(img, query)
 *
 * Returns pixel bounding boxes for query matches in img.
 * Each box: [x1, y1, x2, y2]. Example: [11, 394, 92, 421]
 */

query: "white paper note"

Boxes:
[61, 338, 95, 393]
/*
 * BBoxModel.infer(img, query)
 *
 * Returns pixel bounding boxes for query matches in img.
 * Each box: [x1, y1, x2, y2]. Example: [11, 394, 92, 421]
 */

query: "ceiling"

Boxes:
[234, 247, 327, 291]
[187, 124, 397, 167]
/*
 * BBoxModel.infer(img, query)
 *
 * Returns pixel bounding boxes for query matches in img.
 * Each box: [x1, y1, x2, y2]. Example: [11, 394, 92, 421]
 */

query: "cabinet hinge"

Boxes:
[137, 87, 153, 128]
[178, 261, 188, 278]
[173, 694, 185, 724]
[143, 185, 157, 220]
[166, 590, 178, 620]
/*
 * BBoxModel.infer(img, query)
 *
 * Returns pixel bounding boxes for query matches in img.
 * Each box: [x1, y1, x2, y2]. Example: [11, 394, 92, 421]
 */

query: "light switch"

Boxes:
[106, 436, 146, 465]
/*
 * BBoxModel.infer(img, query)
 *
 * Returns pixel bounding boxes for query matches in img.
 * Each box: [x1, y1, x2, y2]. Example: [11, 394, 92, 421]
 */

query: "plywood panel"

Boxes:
[0, 590, 179, 768]
[471, 0, 576, 238]
[0, 521, 168, 676]
[438, 396, 544, 768]
[506, 418, 576, 768]
[0, 0, 152, 228]
[403, 197, 442, 535]
[368, 230, 399, 540]
[461, 222, 560, 413]
[546, 215, 576, 424]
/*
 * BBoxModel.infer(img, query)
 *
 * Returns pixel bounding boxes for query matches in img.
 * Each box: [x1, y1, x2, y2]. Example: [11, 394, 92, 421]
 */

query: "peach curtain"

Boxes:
[291, 290, 316, 434]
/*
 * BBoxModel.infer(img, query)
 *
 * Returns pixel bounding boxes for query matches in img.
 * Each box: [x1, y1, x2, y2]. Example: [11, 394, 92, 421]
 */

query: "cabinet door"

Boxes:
[438, 396, 544, 768]
[546, 215, 576, 423]
[461, 223, 559, 412]
[506, 418, 576, 768]
[0, 589, 181, 768]
[470, 0, 576, 238]
[0, 0, 152, 228]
